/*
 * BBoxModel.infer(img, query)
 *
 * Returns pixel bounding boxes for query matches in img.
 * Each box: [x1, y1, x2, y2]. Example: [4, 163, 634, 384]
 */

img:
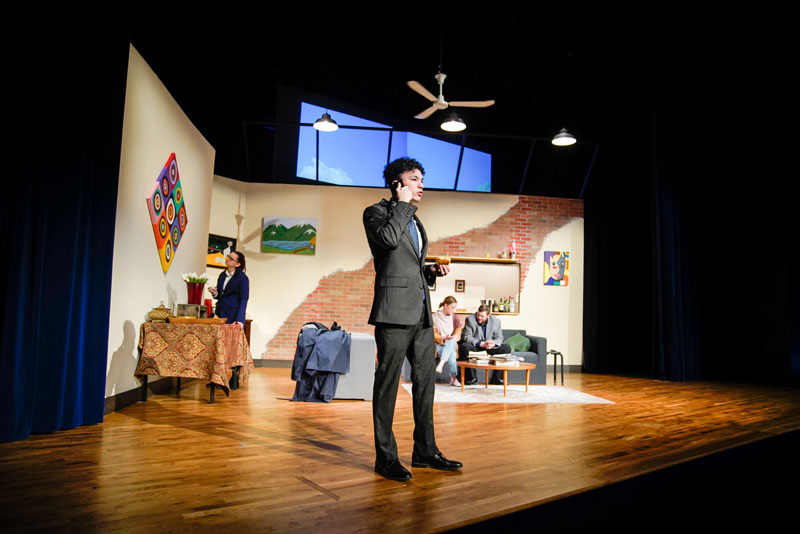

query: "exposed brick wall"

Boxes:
[262, 195, 583, 359]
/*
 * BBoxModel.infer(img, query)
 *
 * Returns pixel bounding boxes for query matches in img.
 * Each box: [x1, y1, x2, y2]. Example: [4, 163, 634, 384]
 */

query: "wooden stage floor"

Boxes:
[2, 368, 799, 532]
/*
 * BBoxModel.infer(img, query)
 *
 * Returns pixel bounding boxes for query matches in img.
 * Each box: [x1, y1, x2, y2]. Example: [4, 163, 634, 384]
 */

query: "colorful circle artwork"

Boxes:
[166, 198, 175, 225]
[178, 206, 187, 232]
[169, 159, 178, 185]
[147, 153, 186, 273]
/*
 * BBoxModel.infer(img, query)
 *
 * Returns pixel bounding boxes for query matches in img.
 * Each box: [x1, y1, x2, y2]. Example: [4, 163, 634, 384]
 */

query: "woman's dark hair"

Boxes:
[383, 157, 424, 186]
[231, 250, 246, 273]
[439, 296, 457, 309]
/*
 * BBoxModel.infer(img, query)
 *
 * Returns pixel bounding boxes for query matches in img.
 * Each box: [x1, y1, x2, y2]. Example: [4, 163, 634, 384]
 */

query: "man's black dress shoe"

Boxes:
[490, 375, 504, 385]
[375, 459, 412, 481]
[465, 377, 478, 386]
[411, 452, 463, 471]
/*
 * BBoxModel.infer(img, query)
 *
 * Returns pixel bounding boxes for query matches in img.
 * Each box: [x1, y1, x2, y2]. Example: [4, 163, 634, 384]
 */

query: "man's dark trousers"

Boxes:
[373, 308, 437, 463]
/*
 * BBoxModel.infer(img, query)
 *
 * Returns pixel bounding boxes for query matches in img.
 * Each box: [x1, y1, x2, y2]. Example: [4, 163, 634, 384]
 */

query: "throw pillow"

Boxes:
[505, 332, 531, 352]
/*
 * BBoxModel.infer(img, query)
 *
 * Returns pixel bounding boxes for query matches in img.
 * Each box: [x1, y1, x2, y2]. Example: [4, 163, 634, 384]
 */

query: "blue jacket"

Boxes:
[291, 323, 351, 402]
[214, 270, 249, 324]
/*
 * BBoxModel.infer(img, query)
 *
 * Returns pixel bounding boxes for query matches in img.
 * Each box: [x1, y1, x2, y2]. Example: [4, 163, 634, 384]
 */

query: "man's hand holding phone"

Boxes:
[393, 181, 412, 203]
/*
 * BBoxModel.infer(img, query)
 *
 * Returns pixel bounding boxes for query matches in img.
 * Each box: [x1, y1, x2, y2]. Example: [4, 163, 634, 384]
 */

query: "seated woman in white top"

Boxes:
[432, 296, 462, 387]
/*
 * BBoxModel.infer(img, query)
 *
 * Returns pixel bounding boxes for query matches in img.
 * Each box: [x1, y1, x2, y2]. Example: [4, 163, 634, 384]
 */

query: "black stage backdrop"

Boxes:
[1, 5, 131, 442]
[583, 36, 795, 384]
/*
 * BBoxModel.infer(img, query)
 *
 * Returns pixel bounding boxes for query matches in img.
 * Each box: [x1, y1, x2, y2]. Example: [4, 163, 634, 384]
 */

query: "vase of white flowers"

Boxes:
[182, 272, 209, 304]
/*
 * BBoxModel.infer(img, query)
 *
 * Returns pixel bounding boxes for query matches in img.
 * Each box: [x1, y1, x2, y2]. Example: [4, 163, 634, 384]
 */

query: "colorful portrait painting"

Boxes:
[261, 217, 317, 255]
[544, 251, 569, 286]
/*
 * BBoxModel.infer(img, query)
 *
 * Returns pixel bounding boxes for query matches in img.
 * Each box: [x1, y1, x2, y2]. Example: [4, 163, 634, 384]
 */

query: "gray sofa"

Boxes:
[471, 329, 547, 386]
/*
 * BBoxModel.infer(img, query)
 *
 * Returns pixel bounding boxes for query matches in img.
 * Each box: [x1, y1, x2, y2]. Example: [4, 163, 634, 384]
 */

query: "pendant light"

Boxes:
[551, 128, 576, 146]
[441, 112, 466, 132]
[313, 112, 338, 132]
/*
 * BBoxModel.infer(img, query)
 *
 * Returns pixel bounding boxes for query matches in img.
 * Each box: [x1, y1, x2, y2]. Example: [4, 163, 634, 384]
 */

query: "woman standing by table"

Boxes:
[432, 296, 462, 386]
[209, 251, 249, 327]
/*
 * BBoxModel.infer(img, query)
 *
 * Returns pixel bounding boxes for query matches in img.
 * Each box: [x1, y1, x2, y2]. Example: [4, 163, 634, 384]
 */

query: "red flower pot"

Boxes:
[186, 282, 205, 305]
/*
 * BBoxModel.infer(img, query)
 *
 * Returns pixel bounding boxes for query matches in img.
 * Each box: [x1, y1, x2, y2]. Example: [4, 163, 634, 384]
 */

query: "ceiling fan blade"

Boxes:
[449, 100, 496, 108]
[414, 105, 439, 119]
[407, 80, 437, 102]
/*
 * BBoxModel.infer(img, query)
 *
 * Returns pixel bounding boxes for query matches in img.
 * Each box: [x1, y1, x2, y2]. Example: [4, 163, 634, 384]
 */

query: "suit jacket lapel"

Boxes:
[220, 270, 238, 296]
[404, 223, 417, 257]
[416, 216, 428, 261]
[218, 272, 227, 297]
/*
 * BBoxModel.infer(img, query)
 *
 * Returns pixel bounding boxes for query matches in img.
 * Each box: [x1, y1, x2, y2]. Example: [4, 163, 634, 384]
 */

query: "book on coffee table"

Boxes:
[491, 360, 520, 367]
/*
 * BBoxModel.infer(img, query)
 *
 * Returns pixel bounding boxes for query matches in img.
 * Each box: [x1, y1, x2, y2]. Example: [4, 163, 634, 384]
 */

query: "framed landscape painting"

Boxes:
[261, 217, 317, 255]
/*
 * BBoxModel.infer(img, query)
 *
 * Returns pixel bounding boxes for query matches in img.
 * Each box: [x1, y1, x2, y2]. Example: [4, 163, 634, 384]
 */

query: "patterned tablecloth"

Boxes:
[136, 322, 254, 395]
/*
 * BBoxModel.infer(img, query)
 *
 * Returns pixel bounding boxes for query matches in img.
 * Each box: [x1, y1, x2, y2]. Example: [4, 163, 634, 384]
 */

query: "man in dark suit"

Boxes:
[459, 305, 512, 385]
[363, 157, 462, 481]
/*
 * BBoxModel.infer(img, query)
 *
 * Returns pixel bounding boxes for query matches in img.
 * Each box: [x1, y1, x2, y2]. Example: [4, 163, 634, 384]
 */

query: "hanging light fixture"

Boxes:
[313, 112, 338, 132]
[441, 112, 466, 132]
[551, 128, 576, 146]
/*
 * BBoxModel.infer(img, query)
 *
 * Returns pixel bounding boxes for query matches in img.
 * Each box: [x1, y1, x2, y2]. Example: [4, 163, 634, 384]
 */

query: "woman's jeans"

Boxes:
[436, 339, 458, 375]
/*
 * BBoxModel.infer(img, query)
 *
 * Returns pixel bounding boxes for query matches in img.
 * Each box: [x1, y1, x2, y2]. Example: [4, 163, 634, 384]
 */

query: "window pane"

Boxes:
[457, 147, 492, 192]
[297, 103, 390, 187]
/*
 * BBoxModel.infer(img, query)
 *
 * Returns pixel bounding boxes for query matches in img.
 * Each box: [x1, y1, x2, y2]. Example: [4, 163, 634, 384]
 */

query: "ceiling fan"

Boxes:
[407, 72, 495, 119]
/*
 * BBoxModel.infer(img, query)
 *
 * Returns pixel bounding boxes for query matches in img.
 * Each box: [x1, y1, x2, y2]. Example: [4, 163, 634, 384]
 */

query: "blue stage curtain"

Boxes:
[1, 8, 129, 442]
[584, 48, 794, 383]
[650, 162, 701, 381]
[581, 67, 702, 381]
[646, 71, 703, 382]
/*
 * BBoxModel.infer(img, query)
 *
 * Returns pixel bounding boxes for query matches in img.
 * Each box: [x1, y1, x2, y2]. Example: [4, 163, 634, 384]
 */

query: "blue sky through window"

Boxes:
[297, 102, 491, 191]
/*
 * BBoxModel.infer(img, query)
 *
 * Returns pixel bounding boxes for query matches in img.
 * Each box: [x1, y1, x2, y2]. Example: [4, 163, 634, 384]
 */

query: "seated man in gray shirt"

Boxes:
[458, 304, 512, 385]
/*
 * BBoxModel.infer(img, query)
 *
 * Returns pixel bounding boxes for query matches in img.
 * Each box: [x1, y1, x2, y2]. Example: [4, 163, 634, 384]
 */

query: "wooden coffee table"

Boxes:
[457, 361, 537, 397]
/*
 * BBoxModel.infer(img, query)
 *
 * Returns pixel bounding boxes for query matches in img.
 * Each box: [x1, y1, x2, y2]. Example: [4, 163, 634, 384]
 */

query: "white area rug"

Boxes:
[401, 383, 614, 404]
